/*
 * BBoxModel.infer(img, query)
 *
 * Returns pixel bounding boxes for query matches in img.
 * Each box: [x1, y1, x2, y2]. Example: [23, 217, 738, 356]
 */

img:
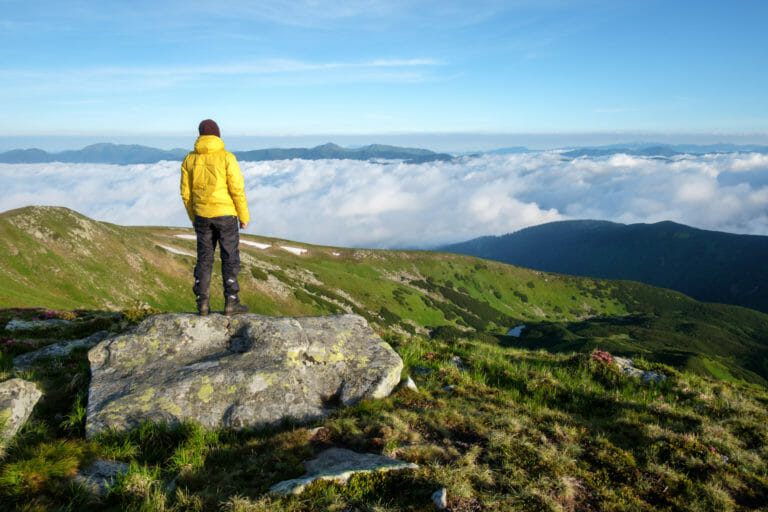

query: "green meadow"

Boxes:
[1, 206, 768, 510]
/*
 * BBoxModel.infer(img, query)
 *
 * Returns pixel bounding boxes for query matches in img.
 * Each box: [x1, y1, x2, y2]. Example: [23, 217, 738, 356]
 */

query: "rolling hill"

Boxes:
[2, 206, 768, 387]
[440, 220, 768, 314]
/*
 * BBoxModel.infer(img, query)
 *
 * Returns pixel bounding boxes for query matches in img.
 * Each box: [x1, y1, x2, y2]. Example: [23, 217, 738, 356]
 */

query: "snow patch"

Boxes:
[176, 234, 274, 251]
[157, 245, 195, 257]
[241, 240, 272, 250]
[332, 252, 341, 256]
[281, 245, 308, 256]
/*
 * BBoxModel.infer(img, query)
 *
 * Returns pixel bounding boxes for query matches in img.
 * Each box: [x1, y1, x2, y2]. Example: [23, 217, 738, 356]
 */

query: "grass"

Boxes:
[2, 207, 768, 509]
[4, 206, 768, 384]
[2, 311, 768, 511]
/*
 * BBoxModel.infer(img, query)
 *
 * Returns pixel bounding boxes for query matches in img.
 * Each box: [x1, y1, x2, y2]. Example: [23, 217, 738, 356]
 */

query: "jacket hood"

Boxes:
[194, 135, 225, 154]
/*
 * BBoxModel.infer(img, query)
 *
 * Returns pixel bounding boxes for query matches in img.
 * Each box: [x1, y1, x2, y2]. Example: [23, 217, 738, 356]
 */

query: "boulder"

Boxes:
[0, 378, 42, 452]
[269, 447, 419, 495]
[613, 356, 667, 384]
[14, 330, 109, 370]
[86, 313, 403, 438]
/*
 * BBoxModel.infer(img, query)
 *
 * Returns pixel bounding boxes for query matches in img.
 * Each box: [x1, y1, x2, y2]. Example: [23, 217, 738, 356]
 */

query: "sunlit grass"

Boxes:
[1, 308, 768, 510]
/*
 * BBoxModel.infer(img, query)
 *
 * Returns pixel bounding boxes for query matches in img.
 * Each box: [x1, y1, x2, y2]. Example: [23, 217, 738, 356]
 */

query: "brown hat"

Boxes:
[198, 119, 220, 137]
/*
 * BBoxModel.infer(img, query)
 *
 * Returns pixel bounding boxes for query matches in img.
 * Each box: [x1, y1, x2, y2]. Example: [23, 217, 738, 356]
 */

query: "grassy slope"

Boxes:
[2, 207, 768, 510]
[2, 206, 768, 385]
[1, 311, 767, 511]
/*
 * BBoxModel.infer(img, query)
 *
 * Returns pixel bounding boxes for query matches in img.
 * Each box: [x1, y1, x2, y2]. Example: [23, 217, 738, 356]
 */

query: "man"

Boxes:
[180, 119, 250, 316]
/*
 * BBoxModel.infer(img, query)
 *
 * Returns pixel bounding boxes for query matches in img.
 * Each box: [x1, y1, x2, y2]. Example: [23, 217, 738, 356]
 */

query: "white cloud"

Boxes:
[2, 151, 768, 248]
[728, 152, 768, 172]
[676, 177, 716, 202]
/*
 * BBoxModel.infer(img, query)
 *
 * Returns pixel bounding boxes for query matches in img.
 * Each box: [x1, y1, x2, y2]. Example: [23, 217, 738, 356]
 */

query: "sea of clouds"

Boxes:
[2, 151, 767, 248]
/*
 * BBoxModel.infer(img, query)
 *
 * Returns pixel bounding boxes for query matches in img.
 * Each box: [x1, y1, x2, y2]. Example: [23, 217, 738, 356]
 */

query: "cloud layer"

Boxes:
[2, 152, 767, 248]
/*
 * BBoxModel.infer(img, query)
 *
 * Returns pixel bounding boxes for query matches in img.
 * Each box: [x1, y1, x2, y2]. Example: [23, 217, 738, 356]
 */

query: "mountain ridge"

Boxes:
[3, 142, 768, 165]
[439, 219, 768, 314]
[0, 142, 453, 165]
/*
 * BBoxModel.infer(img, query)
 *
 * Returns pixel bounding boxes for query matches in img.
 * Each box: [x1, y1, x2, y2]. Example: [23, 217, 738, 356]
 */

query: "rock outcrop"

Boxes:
[5, 318, 74, 331]
[0, 378, 42, 452]
[269, 447, 419, 495]
[86, 313, 403, 438]
[13, 330, 109, 370]
[614, 356, 667, 384]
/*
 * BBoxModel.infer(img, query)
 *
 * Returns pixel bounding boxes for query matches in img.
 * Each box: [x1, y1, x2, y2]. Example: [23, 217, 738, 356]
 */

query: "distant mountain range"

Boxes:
[3, 141, 767, 165]
[558, 143, 768, 158]
[0, 142, 453, 165]
[477, 143, 768, 157]
[439, 220, 768, 314]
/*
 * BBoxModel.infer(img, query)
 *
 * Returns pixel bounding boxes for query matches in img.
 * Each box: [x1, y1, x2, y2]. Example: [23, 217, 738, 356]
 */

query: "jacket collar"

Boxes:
[194, 135, 225, 154]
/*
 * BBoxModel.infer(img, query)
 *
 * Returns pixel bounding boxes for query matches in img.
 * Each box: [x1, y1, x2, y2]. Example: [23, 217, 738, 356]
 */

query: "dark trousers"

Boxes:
[193, 215, 241, 303]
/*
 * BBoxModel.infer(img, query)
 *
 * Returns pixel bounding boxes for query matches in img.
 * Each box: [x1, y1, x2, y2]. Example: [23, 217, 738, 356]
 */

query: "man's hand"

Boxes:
[240, 221, 248, 229]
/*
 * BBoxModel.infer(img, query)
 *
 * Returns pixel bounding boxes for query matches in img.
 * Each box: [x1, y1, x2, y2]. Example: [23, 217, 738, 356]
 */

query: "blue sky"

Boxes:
[1, 0, 767, 144]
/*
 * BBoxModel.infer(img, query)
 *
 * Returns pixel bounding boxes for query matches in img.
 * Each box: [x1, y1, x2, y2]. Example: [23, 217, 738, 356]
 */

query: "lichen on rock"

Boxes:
[85, 313, 403, 438]
[269, 447, 419, 495]
[0, 378, 42, 453]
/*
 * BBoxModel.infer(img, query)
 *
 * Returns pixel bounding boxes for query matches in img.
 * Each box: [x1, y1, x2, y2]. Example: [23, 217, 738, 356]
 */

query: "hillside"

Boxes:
[3, 206, 768, 510]
[3, 207, 768, 387]
[0, 143, 453, 165]
[2, 308, 768, 511]
[440, 220, 768, 314]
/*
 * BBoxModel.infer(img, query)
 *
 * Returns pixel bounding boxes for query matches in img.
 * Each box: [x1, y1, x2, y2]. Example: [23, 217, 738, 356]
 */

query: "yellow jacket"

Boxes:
[180, 136, 250, 224]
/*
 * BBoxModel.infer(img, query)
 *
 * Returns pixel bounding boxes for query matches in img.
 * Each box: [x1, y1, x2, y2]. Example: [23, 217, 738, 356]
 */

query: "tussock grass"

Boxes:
[3, 311, 768, 511]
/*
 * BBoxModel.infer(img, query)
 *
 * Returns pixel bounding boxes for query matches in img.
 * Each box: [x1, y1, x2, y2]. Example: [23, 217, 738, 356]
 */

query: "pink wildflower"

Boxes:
[590, 350, 613, 364]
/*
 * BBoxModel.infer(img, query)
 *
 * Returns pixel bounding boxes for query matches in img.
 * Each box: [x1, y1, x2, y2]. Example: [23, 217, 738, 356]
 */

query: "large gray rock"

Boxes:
[269, 447, 419, 495]
[86, 313, 403, 438]
[0, 378, 42, 452]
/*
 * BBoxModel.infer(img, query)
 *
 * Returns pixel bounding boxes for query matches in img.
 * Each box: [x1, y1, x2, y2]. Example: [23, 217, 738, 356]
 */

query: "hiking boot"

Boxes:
[197, 298, 210, 316]
[224, 298, 249, 316]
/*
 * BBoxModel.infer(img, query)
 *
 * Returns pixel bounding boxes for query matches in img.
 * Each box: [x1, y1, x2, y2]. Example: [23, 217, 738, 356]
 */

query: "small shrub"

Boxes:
[121, 306, 163, 324]
[250, 267, 268, 280]
[431, 325, 465, 341]
[379, 306, 401, 326]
